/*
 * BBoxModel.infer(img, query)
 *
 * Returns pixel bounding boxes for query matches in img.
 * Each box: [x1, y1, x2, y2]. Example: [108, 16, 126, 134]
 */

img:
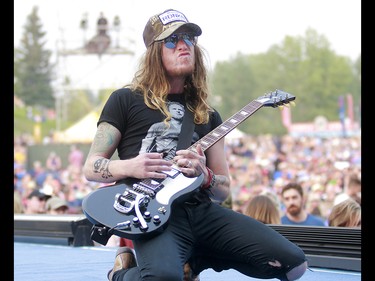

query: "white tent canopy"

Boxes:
[54, 111, 99, 143]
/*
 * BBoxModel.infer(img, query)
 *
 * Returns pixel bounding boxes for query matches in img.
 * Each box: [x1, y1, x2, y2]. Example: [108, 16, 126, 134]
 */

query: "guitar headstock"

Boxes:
[256, 89, 296, 108]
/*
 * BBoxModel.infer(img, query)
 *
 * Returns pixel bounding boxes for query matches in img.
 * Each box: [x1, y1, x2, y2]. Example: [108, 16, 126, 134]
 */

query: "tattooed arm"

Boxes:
[174, 139, 230, 203]
[83, 122, 173, 183]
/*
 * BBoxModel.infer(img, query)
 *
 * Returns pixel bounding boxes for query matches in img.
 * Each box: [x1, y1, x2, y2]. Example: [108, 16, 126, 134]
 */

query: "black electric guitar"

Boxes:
[82, 89, 296, 242]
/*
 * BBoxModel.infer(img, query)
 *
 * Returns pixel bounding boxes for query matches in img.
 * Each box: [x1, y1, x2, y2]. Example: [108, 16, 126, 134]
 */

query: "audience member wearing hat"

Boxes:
[46, 197, 69, 215]
[24, 189, 51, 214]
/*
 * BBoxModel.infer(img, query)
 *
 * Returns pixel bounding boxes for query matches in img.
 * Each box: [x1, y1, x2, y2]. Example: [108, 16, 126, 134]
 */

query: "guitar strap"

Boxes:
[176, 108, 195, 150]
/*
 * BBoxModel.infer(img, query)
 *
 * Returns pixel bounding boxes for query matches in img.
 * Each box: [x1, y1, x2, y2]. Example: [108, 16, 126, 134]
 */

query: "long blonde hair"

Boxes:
[127, 43, 213, 125]
[244, 195, 281, 224]
[328, 198, 361, 227]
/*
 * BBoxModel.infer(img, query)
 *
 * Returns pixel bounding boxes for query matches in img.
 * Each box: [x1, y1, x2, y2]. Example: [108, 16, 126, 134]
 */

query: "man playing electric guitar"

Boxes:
[83, 8, 307, 281]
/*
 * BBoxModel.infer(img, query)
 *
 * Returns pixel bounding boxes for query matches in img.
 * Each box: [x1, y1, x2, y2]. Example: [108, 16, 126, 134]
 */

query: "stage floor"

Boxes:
[14, 242, 361, 281]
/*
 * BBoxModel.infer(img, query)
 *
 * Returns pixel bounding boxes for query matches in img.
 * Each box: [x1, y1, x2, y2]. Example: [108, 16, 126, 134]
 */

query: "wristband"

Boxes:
[202, 167, 214, 189]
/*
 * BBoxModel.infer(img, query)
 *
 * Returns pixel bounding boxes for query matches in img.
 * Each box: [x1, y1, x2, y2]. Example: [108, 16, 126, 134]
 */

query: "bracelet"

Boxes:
[202, 167, 214, 189]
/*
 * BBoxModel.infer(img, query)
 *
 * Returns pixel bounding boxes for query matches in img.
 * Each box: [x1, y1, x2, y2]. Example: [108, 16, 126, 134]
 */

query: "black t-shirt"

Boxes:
[98, 88, 223, 160]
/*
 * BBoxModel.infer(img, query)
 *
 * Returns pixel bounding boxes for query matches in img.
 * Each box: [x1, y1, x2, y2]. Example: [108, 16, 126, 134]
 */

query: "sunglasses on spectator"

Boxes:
[163, 33, 197, 49]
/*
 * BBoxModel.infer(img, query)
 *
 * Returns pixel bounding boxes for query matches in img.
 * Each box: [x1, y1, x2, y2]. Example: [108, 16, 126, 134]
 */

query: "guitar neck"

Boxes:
[189, 100, 263, 153]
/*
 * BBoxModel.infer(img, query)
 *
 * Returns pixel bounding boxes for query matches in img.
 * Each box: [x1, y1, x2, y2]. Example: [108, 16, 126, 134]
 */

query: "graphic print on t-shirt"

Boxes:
[139, 101, 185, 160]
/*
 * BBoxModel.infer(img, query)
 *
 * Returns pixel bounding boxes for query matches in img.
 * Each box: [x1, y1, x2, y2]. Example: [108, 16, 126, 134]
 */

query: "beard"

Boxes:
[287, 205, 302, 216]
[169, 64, 194, 77]
[165, 56, 195, 77]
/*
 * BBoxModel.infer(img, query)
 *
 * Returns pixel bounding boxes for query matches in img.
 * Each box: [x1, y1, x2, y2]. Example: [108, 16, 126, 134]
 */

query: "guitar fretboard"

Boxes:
[189, 100, 263, 153]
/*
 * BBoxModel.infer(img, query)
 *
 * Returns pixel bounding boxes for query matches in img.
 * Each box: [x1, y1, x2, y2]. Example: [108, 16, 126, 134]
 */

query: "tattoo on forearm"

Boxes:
[213, 175, 229, 188]
[92, 123, 117, 153]
[93, 158, 113, 179]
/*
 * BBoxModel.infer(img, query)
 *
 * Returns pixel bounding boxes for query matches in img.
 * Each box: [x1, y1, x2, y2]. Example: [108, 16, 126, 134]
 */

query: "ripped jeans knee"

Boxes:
[284, 261, 308, 281]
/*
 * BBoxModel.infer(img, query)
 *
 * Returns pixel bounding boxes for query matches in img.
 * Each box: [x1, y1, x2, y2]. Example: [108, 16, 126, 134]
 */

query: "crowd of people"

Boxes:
[14, 8, 361, 281]
[14, 139, 105, 215]
[14, 7, 362, 281]
[225, 133, 361, 226]
[14, 132, 361, 227]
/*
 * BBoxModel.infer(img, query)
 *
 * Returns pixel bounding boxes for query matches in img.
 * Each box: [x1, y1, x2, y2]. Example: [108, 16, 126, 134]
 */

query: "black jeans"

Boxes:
[113, 195, 306, 281]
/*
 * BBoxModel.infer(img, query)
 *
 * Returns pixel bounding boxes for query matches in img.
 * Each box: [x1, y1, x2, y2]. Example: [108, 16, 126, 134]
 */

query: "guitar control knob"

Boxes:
[144, 211, 151, 221]
[132, 217, 140, 226]
[153, 215, 161, 224]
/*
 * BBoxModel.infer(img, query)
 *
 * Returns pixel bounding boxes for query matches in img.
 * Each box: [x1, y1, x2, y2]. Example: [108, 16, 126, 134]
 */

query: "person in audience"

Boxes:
[333, 175, 361, 206]
[46, 196, 69, 215]
[305, 192, 324, 220]
[68, 144, 85, 170]
[45, 151, 62, 173]
[280, 182, 325, 226]
[244, 194, 281, 224]
[24, 189, 51, 214]
[14, 183, 24, 213]
[328, 198, 361, 227]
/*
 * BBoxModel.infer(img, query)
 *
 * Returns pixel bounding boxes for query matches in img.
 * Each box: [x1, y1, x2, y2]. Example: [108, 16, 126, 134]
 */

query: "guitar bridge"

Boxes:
[113, 189, 149, 214]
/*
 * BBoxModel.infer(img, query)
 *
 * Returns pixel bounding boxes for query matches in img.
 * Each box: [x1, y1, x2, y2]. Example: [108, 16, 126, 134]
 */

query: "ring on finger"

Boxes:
[187, 160, 192, 168]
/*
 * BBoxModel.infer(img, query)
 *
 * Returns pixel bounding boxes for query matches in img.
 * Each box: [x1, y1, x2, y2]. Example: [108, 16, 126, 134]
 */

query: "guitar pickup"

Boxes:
[137, 179, 164, 193]
[161, 167, 180, 179]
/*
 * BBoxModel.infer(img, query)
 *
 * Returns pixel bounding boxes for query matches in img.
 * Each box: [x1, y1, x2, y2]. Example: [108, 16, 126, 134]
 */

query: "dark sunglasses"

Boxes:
[163, 33, 197, 49]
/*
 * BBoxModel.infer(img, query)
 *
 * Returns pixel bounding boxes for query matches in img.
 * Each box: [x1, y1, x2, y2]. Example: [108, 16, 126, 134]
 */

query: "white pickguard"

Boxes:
[155, 166, 198, 205]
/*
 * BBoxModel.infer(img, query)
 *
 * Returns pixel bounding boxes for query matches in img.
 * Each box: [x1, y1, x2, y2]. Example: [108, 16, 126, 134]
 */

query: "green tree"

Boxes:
[64, 89, 95, 123]
[209, 53, 257, 119]
[260, 29, 356, 123]
[14, 48, 22, 96]
[351, 54, 361, 113]
[210, 28, 360, 135]
[14, 6, 55, 109]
